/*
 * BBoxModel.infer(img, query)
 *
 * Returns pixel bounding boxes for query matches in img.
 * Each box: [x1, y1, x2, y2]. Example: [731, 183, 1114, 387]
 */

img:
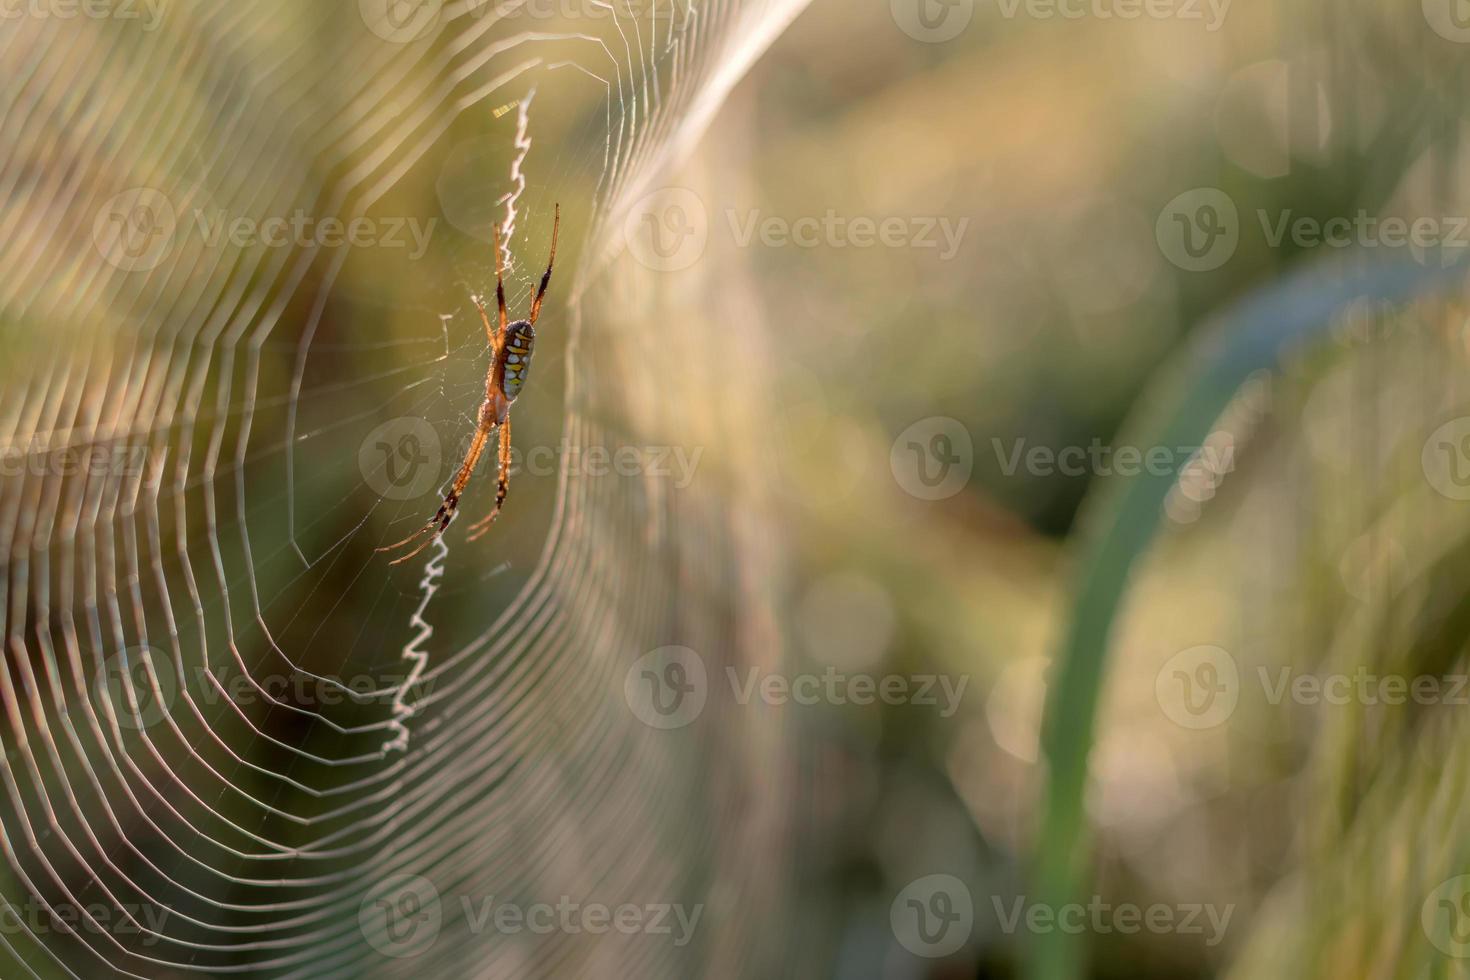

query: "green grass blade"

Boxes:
[1028, 256, 1468, 980]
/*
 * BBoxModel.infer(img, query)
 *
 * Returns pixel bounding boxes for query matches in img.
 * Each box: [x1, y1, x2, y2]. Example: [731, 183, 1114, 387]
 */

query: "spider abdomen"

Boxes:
[500, 319, 535, 402]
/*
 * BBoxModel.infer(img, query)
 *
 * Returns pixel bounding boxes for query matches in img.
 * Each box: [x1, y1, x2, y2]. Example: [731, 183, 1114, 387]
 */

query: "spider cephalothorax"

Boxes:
[378, 205, 559, 565]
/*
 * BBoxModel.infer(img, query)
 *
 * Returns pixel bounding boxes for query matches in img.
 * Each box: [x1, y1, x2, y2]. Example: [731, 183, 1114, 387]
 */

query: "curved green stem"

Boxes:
[1028, 257, 1466, 980]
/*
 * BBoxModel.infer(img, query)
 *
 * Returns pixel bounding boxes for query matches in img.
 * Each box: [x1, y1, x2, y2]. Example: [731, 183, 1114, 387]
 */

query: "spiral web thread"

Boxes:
[0, 0, 811, 976]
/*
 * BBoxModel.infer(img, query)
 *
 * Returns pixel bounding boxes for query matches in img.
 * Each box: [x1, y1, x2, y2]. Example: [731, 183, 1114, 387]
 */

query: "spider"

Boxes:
[378, 204, 560, 566]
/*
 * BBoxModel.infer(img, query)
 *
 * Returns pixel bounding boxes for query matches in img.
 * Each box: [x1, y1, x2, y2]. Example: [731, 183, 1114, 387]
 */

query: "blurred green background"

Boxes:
[713, 1, 1470, 977]
[6, 0, 1470, 977]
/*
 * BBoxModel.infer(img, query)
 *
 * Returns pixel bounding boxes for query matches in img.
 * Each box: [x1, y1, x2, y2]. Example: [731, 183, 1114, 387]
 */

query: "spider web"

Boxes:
[0, 0, 811, 976]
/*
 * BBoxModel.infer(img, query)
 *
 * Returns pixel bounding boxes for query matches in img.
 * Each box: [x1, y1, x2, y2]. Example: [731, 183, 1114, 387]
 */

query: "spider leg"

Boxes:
[493, 220, 509, 347]
[377, 420, 492, 564]
[382, 524, 443, 567]
[473, 297, 495, 348]
[527, 204, 560, 326]
[377, 484, 466, 565]
[466, 417, 513, 541]
[376, 501, 451, 556]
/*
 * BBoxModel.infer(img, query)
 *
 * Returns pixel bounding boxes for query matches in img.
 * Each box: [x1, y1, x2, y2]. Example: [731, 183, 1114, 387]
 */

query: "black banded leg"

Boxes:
[527, 204, 560, 325]
[467, 419, 513, 541]
[378, 425, 490, 563]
